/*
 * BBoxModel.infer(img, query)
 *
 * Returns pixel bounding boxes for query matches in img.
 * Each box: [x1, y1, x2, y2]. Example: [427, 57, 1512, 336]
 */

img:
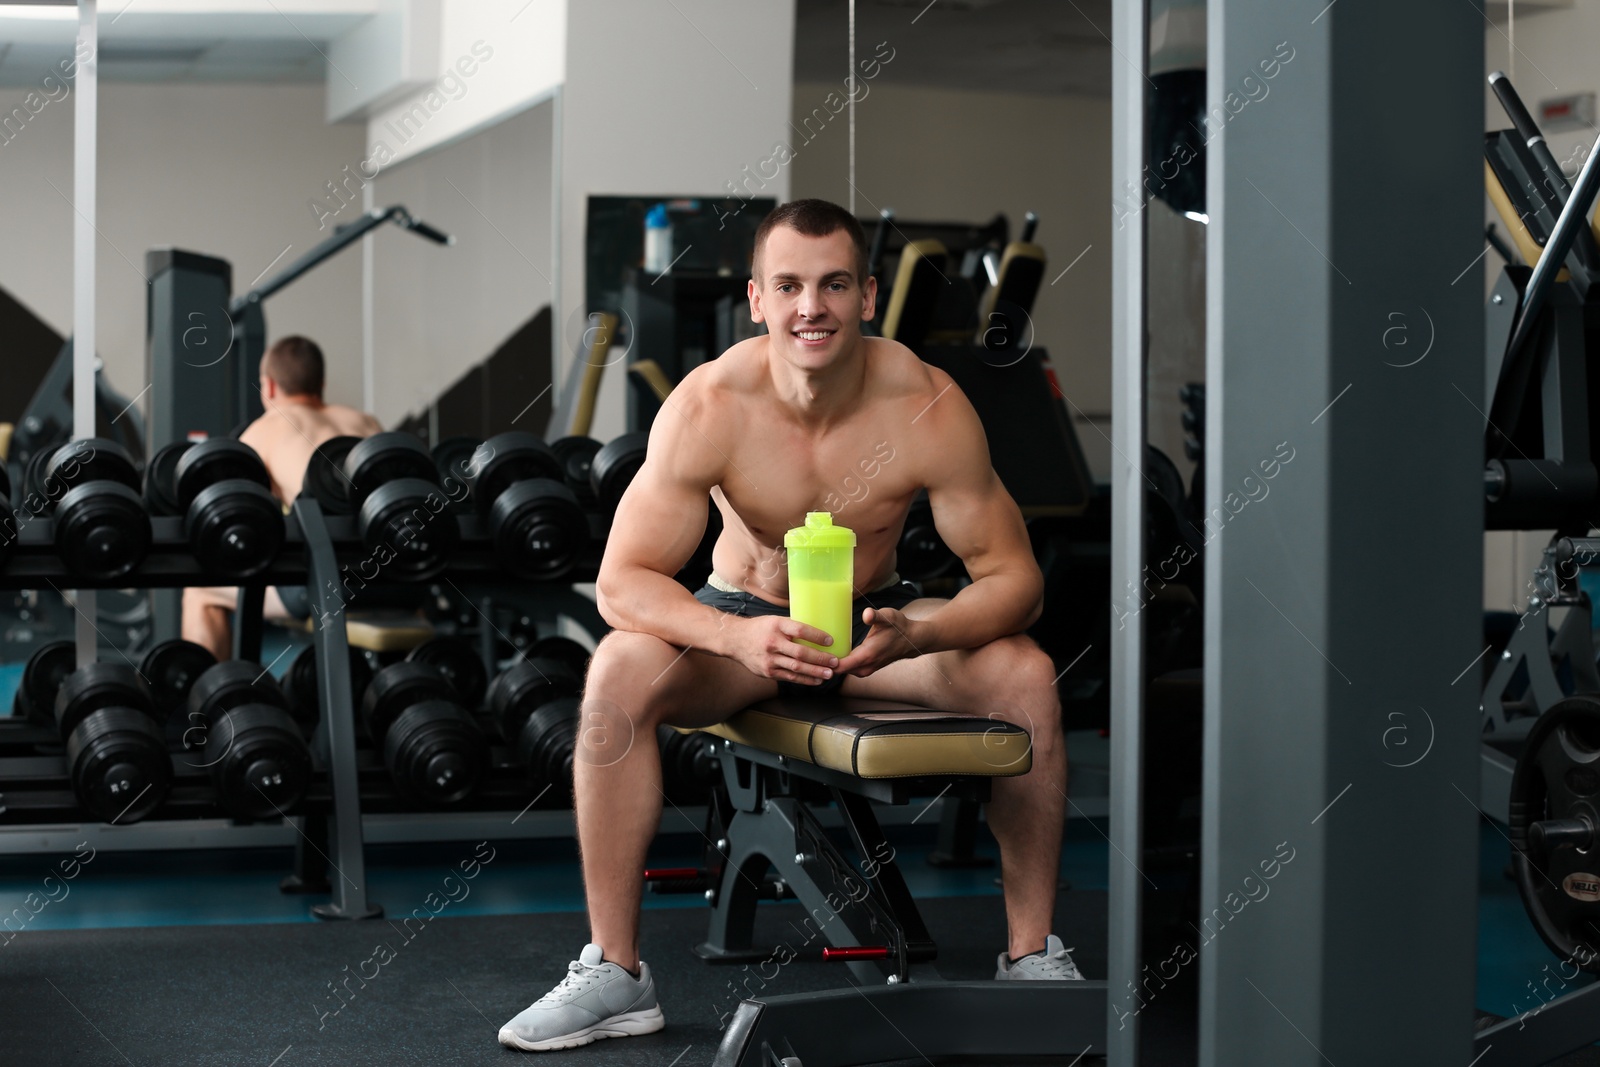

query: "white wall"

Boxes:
[363, 0, 564, 169]
[368, 99, 555, 426]
[0, 80, 368, 412]
[561, 0, 797, 440]
[787, 81, 1113, 477]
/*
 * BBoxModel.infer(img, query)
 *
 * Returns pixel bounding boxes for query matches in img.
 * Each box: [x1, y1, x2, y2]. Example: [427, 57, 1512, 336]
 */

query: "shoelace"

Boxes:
[1018, 946, 1083, 980]
[536, 960, 606, 1004]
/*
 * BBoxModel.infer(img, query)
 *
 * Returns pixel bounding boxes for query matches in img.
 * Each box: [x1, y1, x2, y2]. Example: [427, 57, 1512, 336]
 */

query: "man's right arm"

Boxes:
[593, 381, 742, 657]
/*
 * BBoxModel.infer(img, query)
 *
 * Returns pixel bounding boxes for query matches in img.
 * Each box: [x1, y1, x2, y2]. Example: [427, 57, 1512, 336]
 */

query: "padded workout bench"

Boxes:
[672, 696, 1106, 1067]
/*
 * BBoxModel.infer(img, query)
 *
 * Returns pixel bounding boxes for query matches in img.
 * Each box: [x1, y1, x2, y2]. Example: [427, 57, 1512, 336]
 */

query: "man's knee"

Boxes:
[586, 630, 680, 728]
[976, 637, 1061, 728]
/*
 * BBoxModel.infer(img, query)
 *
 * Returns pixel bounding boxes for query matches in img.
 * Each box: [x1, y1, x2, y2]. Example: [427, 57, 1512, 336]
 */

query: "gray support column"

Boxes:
[1108, 2, 1148, 1064]
[73, 0, 97, 664]
[1201, 3, 1483, 1065]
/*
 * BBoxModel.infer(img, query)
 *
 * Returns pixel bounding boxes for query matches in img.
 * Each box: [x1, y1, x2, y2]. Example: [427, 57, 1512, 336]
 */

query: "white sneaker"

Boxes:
[499, 943, 665, 1051]
[994, 934, 1086, 981]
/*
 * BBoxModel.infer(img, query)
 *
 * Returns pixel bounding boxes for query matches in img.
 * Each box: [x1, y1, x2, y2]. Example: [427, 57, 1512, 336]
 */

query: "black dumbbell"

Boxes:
[42, 438, 151, 580]
[142, 441, 192, 518]
[285, 643, 375, 737]
[362, 661, 489, 807]
[165, 439, 284, 578]
[658, 726, 721, 801]
[488, 658, 581, 796]
[344, 434, 459, 582]
[140, 639, 217, 724]
[472, 433, 588, 581]
[527, 636, 592, 680]
[14, 640, 74, 726]
[185, 661, 311, 820]
[589, 432, 649, 514]
[897, 491, 957, 582]
[53, 663, 169, 823]
[432, 436, 487, 515]
[406, 636, 488, 710]
[550, 436, 602, 509]
[299, 434, 362, 515]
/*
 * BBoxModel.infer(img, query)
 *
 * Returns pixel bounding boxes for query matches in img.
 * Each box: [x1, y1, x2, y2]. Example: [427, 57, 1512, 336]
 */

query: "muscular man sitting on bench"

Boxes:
[182, 335, 382, 659]
[500, 199, 1079, 1053]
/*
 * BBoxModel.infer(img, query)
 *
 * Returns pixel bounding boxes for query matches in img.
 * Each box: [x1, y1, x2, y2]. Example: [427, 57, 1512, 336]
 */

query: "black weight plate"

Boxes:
[187, 660, 289, 732]
[517, 695, 580, 794]
[143, 441, 194, 517]
[53, 481, 152, 581]
[139, 640, 217, 719]
[487, 657, 580, 742]
[344, 432, 437, 506]
[406, 637, 488, 711]
[1511, 694, 1600, 973]
[300, 435, 361, 515]
[590, 432, 649, 512]
[433, 436, 487, 515]
[174, 438, 269, 510]
[44, 437, 140, 494]
[897, 492, 957, 582]
[359, 478, 460, 582]
[527, 637, 593, 679]
[383, 699, 488, 808]
[55, 662, 155, 737]
[21, 641, 75, 727]
[472, 432, 563, 515]
[489, 478, 588, 581]
[23, 445, 57, 510]
[361, 661, 456, 746]
[550, 436, 602, 501]
[208, 703, 311, 819]
[185, 479, 284, 579]
[65, 707, 170, 823]
[285, 644, 375, 733]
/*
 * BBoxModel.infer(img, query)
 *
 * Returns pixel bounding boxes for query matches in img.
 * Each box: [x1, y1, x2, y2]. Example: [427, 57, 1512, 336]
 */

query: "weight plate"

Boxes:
[143, 441, 194, 517]
[65, 707, 170, 823]
[471, 433, 564, 515]
[1511, 693, 1600, 972]
[20, 641, 75, 727]
[54, 482, 152, 581]
[44, 438, 140, 495]
[186, 660, 290, 735]
[359, 478, 460, 582]
[897, 493, 957, 582]
[361, 661, 457, 746]
[300, 435, 361, 515]
[589, 432, 649, 513]
[550, 436, 603, 503]
[433, 436, 487, 515]
[527, 637, 593, 679]
[174, 438, 270, 510]
[55, 662, 155, 737]
[140, 639, 217, 719]
[344, 432, 438, 507]
[285, 644, 375, 734]
[186, 479, 284, 579]
[406, 637, 488, 711]
[487, 657, 580, 743]
[23, 445, 56, 510]
[517, 696, 580, 795]
[489, 478, 588, 581]
[383, 699, 488, 808]
[208, 703, 311, 820]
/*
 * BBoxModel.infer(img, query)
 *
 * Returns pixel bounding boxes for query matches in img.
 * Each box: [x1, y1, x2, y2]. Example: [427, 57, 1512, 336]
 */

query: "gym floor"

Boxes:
[0, 808, 1585, 1065]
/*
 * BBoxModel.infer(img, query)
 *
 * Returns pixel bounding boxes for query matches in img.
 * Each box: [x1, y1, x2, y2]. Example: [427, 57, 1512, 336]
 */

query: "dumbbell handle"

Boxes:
[1530, 817, 1594, 853]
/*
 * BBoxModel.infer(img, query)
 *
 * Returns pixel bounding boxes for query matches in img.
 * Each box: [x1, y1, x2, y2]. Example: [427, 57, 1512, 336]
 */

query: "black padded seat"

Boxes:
[682, 696, 1032, 779]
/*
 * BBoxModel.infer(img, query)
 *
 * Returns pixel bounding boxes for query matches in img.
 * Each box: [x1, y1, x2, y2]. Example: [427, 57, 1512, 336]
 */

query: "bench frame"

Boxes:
[697, 735, 1107, 1067]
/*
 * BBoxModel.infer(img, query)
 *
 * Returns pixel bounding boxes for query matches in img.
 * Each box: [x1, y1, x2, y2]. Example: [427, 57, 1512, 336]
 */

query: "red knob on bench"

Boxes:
[822, 946, 889, 961]
[642, 867, 701, 881]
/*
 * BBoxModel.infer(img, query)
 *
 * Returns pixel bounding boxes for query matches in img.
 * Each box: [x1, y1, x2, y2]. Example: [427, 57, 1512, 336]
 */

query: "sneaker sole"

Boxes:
[498, 1006, 665, 1051]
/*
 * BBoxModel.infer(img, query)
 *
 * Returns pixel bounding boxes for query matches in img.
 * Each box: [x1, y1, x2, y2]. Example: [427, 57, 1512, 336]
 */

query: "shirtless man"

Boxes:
[181, 335, 382, 658]
[499, 199, 1078, 1053]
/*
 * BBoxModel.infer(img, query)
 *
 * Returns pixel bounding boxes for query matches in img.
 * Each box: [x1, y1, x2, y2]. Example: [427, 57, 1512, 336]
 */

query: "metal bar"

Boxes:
[1108, 0, 1148, 1061]
[293, 497, 379, 920]
[1472, 978, 1600, 1066]
[1503, 127, 1600, 370]
[72, 0, 98, 669]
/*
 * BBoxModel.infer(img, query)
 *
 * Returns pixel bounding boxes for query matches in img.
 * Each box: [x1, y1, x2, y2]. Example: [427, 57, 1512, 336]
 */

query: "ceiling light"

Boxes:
[0, 5, 78, 20]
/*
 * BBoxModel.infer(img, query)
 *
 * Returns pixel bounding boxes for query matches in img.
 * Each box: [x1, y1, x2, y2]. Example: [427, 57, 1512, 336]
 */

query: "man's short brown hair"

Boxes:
[263, 336, 325, 398]
[752, 199, 869, 285]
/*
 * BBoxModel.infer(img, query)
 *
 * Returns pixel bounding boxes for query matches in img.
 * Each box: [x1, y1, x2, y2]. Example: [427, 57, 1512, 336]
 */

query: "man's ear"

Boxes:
[748, 278, 764, 324]
[861, 275, 878, 323]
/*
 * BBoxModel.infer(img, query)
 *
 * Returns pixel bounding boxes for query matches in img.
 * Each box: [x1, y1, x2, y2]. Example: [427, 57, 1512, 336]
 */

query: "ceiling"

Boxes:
[794, 0, 1115, 98]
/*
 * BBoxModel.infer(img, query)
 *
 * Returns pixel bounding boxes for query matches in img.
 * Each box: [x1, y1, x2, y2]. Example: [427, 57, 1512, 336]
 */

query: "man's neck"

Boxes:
[267, 393, 323, 410]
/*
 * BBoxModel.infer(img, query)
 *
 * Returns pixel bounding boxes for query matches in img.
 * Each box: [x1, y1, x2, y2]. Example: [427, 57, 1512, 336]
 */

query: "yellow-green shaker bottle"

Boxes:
[785, 512, 856, 659]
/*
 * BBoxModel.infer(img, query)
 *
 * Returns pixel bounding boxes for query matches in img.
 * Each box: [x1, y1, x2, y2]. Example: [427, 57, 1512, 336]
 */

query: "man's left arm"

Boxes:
[837, 375, 1042, 675]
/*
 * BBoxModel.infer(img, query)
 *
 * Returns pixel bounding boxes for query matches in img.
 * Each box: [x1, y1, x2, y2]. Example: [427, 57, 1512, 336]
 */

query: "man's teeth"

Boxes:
[796, 331, 831, 341]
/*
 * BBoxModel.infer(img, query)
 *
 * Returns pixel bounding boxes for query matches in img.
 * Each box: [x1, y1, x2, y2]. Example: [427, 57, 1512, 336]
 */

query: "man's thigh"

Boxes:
[837, 597, 1001, 710]
[595, 626, 781, 732]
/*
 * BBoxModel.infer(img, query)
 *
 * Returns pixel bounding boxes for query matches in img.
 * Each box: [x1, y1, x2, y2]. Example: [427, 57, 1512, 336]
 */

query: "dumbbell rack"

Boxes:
[0, 496, 613, 919]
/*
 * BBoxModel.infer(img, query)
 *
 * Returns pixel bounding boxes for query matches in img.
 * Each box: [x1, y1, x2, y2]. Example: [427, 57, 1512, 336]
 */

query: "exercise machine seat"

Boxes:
[681, 696, 1031, 779]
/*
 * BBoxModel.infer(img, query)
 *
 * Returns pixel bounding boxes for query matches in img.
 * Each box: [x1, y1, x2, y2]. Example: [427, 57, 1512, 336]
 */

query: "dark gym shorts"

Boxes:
[692, 572, 924, 697]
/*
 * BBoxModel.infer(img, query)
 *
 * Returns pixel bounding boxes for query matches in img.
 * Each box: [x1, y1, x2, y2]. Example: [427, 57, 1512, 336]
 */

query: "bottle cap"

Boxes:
[784, 511, 856, 550]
